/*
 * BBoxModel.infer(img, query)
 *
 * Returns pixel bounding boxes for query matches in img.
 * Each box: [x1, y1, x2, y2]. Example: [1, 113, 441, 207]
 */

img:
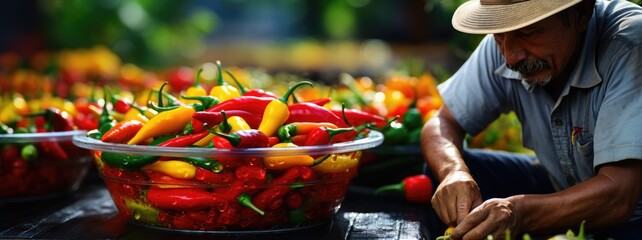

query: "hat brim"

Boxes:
[452, 0, 583, 34]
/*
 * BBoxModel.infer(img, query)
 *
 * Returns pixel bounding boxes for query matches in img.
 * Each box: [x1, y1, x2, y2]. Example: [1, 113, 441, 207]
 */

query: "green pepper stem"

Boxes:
[312, 154, 331, 166]
[326, 127, 355, 142]
[237, 193, 264, 215]
[340, 73, 368, 106]
[180, 95, 220, 109]
[216, 61, 225, 86]
[373, 182, 405, 195]
[210, 128, 240, 146]
[224, 69, 248, 94]
[148, 101, 179, 112]
[193, 68, 203, 87]
[280, 81, 313, 104]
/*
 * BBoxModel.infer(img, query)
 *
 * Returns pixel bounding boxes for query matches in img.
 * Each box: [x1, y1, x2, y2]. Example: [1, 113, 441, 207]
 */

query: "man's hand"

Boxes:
[450, 198, 520, 240]
[431, 170, 483, 227]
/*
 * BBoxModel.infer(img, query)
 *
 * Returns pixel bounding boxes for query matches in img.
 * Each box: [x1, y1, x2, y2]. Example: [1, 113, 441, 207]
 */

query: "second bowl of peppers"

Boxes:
[73, 130, 382, 232]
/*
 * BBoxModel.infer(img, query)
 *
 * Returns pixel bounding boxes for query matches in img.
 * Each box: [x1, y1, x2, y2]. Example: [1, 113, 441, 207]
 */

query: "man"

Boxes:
[420, 0, 642, 239]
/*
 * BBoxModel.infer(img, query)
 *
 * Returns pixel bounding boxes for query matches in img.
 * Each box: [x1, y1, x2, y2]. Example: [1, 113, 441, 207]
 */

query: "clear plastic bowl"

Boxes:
[73, 131, 383, 232]
[0, 130, 91, 202]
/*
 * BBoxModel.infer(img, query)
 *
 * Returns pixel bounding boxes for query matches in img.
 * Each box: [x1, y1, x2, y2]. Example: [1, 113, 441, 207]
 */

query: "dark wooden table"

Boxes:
[0, 175, 437, 240]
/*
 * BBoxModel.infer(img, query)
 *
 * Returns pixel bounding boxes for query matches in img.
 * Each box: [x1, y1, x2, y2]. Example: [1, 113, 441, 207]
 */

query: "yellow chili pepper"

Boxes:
[258, 81, 313, 137]
[143, 160, 197, 179]
[181, 68, 207, 104]
[264, 142, 315, 170]
[209, 61, 240, 102]
[312, 152, 361, 173]
[228, 116, 251, 132]
[123, 108, 149, 123]
[127, 105, 195, 145]
[263, 142, 330, 170]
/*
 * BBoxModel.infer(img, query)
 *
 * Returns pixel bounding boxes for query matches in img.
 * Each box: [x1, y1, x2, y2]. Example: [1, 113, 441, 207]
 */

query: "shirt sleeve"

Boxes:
[438, 35, 512, 136]
[593, 42, 642, 167]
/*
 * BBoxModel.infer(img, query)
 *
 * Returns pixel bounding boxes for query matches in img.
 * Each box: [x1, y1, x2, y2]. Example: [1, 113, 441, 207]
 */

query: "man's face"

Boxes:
[493, 10, 584, 86]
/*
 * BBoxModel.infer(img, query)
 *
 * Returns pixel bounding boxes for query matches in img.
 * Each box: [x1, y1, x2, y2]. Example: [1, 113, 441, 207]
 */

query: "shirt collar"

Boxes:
[495, 13, 602, 91]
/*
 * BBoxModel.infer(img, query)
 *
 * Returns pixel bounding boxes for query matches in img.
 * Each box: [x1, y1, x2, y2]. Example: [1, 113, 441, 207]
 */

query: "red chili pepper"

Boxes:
[147, 187, 224, 211]
[36, 129, 69, 160]
[303, 126, 355, 146]
[374, 174, 433, 204]
[253, 166, 314, 209]
[210, 129, 269, 148]
[285, 102, 348, 128]
[191, 118, 206, 133]
[285, 191, 303, 209]
[331, 108, 387, 128]
[113, 99, 132, 114]
[305, 98, 331, 106]
[157, 131, 210, 147]
[101, 120, 144, 143]
[195, 167, 234, 184]
[193, 110, 262, 129]
[205, 96, 273, 115]
[290, 135, 307, 146]
[268, 136, 280, 147]
[235, 165, 266, 185]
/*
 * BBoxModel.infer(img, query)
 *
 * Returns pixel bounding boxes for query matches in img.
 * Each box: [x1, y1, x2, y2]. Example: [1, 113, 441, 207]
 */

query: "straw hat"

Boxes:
[452, 0, 583, 34]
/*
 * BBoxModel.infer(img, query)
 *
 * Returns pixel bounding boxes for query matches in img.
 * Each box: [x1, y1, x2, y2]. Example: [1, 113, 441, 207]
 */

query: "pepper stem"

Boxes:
[312, 154, 331, 166]
[325, 127, 355, 142]
[224, 69, 248, 94]
[280, 81, 313, 104]
[340, 73, 368, 106]
[237, 193, 265, 215]
[193, 68, 203, 87]
[216, 61, 225, 86]
[180, 95, 220, 109]
[209, 128, 240, 146]
[373, 182, 405, 195]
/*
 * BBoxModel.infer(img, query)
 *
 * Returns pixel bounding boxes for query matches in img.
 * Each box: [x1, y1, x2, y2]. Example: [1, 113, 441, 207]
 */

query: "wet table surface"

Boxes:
[0, 176, 436, 240]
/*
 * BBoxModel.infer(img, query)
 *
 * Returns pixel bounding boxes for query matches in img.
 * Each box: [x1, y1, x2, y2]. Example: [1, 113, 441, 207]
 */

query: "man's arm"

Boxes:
[513, 159, 642, 233]
[451, 160, 642, 239]
[420, 105, 483, 226]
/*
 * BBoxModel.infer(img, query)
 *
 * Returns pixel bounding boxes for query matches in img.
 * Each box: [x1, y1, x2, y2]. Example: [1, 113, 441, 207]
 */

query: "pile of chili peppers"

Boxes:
[87, 64, 385, 231]
[0, 106, 92, 199]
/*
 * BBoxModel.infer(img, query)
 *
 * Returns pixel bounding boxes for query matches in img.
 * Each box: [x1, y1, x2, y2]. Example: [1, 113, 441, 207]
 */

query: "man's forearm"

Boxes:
[420, 107, 469, 181]
[511, 160, 642, 234]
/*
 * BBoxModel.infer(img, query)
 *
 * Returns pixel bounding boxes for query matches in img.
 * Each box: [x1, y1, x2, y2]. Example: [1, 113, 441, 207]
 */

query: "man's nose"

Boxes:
[496, 33, 527, 66]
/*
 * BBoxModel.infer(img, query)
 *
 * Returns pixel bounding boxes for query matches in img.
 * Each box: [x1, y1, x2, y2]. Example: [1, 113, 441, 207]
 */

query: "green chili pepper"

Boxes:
[101, 151, 159, 169]
[124, 199, 160, 224]
[86, 129, 103, 140]
[382, 121, 410, 145]
[402, 100, 423, 131]
[21, 144, 38, 161]
[288, 208, 306, 225]
[182, 157, 221, 172]
[237, 193, 265, 215]
[408, 128, 422, 144]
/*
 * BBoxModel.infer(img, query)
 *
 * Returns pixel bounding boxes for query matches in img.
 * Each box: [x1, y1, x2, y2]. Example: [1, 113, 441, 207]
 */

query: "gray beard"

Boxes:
[524, 75, 552, 86]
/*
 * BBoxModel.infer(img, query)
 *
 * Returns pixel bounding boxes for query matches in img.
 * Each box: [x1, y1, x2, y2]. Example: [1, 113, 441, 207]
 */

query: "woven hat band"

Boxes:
[480, 0, 529, 5]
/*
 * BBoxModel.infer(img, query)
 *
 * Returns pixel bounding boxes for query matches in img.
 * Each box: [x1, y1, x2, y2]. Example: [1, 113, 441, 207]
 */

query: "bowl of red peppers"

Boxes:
[71, 69, 385, 232]
[0, 112, 91, 202]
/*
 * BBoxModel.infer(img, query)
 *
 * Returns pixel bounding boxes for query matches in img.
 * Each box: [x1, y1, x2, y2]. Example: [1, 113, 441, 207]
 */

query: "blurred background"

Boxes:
[0, 0, 486, 82]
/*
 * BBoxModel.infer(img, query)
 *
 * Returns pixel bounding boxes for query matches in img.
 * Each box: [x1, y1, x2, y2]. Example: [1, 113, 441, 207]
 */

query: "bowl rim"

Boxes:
[73, 131, 384, 158]
[0, 130, 87, 143]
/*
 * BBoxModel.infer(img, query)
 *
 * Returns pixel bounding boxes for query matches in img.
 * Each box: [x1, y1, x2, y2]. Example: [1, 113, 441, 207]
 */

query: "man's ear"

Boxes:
[575, 1, 594, 32]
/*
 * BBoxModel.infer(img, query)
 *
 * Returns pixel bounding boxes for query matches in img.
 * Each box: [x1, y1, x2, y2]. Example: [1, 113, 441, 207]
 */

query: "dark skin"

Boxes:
[421, 1, 642, 239]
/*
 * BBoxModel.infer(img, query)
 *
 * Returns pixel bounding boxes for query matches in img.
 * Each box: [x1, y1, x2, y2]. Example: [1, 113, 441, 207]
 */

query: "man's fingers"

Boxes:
[456, 195, 473, 225]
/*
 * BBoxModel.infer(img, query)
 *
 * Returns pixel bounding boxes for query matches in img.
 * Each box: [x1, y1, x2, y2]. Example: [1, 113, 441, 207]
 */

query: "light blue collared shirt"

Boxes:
[439, 0, 642, 220]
